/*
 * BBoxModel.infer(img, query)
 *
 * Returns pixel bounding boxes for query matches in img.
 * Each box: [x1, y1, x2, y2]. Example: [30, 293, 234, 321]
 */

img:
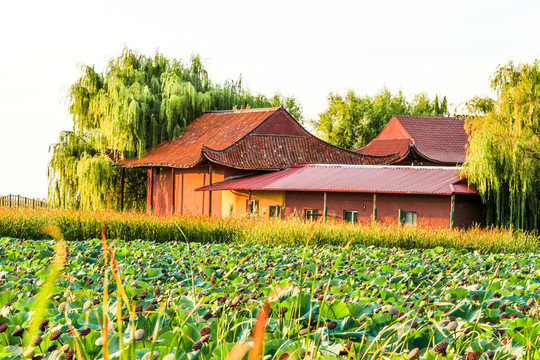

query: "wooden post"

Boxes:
[120, 167, 125, 212]
[171, 168, 176, 214]
[149, 168, 154, 214]
[180, 172, 184, 215]
[449, 184, 456, 229]
[323, 191, 328, 222]
[17, 195, 20, 208]
[372, 193, 377, 221]
[208, 165, 213, 218]
[248, 190, 252, 217]
[450, 194, 455, 229]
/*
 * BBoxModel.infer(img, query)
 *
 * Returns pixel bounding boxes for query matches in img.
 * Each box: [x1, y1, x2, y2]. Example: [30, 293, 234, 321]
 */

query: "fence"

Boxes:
[0, 195, 54, 209]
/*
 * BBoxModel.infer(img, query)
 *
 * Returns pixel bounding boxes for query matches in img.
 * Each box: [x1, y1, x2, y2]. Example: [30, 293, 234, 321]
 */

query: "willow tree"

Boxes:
[464, 60, 540, 231]
[312, 88, 448, 149]
[49, 48, 302, 210]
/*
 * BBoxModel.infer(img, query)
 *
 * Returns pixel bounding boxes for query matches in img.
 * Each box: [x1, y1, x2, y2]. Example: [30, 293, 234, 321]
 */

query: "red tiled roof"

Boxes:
[111, 107, 394, 170]
[202, 134, 396, 170]
[397, 115, 468, 163]
[355, 138, 411, 158]
[356, 115, 468, 164]
[197, 164, 478, 196]
[117, 107, 283, 168]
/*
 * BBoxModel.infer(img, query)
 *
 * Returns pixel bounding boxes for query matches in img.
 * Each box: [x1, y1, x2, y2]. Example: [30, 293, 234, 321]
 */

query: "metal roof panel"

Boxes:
[197, 164, 478, 196]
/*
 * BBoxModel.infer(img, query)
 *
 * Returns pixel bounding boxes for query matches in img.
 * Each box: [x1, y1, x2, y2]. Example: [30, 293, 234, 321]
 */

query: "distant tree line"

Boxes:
[311, 88, 448, 150]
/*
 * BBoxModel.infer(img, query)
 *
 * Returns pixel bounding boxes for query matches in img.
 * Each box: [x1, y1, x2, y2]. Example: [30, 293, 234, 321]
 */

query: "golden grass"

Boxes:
[0, 207, 538, 253]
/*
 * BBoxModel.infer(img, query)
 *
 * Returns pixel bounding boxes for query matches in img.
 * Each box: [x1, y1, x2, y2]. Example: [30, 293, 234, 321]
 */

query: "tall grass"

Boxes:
[0, 207, 538, 253]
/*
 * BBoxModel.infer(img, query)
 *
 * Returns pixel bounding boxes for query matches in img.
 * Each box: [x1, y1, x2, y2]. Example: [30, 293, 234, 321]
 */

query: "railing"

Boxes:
[0, 195, 54, 209]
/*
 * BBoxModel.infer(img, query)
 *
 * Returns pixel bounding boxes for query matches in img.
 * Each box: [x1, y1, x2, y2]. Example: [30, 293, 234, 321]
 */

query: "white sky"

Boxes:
[0, 0, 539, 199]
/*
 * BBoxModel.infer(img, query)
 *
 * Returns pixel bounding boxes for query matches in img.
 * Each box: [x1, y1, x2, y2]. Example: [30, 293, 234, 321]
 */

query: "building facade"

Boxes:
[108, 107, 394, 215]
[198, 164, 483, 229]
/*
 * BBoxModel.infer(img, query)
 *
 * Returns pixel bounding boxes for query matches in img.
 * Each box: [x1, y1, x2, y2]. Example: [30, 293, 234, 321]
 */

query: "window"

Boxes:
[269, 205, 281, 218]
[343, 210, 358, 224]
[246, 200, 259, 215]
[402, 211, 417, 225]
[305, 209, 319, 222]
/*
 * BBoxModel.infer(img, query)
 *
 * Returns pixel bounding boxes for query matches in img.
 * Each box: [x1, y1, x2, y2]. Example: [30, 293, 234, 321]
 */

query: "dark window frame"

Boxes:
[402, 211, 417, 225]
[269, 205, 281, 218]
[343, 210, 358, 224]
[246, 199, 259, 215]
[305, 209, 319, 222]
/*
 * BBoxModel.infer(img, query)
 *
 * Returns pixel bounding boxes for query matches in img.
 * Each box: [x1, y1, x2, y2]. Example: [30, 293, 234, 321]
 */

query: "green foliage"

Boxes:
[464, 60, 540, 230]
[312, 88, 448, 149]
[48, 48, 303, 211]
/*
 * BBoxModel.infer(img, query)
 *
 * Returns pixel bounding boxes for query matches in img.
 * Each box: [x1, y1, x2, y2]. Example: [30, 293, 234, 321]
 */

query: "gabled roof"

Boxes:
[197, 164, 478, 196]
[111, 107, 395, 169]
[114, 107, 282, 168]
[202, 134, 395, 170]
[355, 115, 469, 165]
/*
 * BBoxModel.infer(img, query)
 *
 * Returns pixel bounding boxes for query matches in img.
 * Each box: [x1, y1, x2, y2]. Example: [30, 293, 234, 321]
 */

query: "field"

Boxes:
[1, 235, 540, 360]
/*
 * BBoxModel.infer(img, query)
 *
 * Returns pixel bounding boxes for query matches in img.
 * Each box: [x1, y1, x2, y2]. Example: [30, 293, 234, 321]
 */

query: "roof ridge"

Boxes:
[394, 114, 460, 120]
[204, 107, 281, 114]
[295, 164, 463, 170]
[249, 133, 309, 138]
[203, 127, 397, 163]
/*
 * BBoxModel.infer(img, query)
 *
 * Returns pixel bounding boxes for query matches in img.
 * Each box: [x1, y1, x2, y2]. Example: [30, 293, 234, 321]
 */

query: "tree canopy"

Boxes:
[48, 48, 303, 211]
[312, 88, 448, 149]
[464, 60, 540, 231]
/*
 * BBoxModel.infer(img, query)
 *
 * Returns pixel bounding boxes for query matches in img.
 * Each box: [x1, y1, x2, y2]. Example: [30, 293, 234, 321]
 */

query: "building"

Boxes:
[355, 115, 469, 166]
[197, 164, 483, 228]
[108, 107, 395, 215]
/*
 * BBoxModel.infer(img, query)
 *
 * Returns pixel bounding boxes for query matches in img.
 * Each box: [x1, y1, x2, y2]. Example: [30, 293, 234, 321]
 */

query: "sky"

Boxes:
[0, 0, 539, 199]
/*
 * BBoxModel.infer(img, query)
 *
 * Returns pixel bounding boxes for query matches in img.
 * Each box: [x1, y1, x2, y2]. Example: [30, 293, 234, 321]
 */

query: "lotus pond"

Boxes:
[1, 237, 540, 360]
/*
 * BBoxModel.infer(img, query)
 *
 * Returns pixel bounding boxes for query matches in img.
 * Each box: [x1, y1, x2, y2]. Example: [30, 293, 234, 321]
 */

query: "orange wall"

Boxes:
[147, 165, 247, 216]
[153, 171, 172, 215]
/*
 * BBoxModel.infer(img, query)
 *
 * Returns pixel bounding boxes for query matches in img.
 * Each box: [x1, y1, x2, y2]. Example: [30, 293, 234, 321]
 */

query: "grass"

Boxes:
[0, 207, 538, 253]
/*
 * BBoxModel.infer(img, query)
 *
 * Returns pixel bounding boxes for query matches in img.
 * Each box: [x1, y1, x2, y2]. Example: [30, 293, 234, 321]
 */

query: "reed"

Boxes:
[0, 207, 537, 253]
